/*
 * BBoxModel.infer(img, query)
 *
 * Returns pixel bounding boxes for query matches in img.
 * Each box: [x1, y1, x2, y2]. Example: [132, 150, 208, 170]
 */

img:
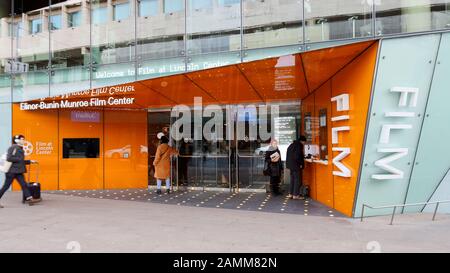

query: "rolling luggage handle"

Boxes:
[27, 161, 40, 184]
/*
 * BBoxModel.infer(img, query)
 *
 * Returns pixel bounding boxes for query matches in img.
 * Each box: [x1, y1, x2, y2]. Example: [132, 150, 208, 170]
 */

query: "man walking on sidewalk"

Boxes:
[0, 135, 40, 208]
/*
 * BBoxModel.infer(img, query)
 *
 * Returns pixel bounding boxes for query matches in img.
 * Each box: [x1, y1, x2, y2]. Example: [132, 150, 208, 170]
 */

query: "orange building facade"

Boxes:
[10, 40, 380, 217]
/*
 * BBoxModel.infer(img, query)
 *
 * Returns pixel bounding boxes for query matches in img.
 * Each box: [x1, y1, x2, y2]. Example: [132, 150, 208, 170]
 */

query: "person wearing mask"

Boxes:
[264, 139, 283, 196]
[0, 135, 40, 208]
[286, 136, 306, 199]
[153, 135, 179, 194]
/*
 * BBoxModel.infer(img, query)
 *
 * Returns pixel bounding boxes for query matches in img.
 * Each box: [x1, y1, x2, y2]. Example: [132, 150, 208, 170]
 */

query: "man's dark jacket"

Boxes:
[286, 140, 304, 171]
[6, 144, 30, 174]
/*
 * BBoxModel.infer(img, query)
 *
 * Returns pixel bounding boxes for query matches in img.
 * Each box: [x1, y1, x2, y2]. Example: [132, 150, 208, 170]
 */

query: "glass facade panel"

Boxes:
[0, 75, 11, 103]
[91, 0, 135, 66]
[50, 66, 90, 97]
[114, 2, 130, 21]
[219, 0, 240, 6]
[190, 0, 213, 10]
[92, 62, 136, 89]
[138, 0, 185, 79]
[139, 0, 159, 17]
[243, 0, 303, 49]
[305, 0, 373, 42]
[92, 6, 108, 25]
[187, 0, 240, 60]
[12, 2, 50, 102]
[50, 1, 90, 97]
[376, 0, 450, 36]
[164, 0, 184, 13]
[187, 51, 241, 73]
[8, 21, 23, 37]
[137, 57, 186, 80]
[12, 71, 50, 102]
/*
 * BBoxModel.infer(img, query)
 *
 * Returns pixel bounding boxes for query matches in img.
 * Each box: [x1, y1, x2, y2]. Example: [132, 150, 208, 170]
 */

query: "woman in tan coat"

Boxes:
[153, 135, 178, 194]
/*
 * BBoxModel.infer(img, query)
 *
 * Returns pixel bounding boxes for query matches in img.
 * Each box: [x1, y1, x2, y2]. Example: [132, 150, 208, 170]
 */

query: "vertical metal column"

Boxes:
[240, 0, 244, 62]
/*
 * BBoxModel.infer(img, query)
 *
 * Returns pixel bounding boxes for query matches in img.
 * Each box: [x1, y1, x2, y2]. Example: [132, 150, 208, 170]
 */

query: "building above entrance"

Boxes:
[21, 40, 377, 108]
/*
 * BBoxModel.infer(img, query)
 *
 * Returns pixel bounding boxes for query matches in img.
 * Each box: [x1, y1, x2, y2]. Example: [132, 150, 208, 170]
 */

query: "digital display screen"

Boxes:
[63, 138, 100, 159]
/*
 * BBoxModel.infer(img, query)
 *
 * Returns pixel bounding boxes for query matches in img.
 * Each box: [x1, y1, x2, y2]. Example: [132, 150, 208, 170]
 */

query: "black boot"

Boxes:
[156, 189, 162, 195]
[166, 189, 171, 194]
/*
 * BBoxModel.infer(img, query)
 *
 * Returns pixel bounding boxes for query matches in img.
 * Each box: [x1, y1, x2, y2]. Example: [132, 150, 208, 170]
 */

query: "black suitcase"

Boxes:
[22, 163, 42, 203]
[23, 182, 41, 202]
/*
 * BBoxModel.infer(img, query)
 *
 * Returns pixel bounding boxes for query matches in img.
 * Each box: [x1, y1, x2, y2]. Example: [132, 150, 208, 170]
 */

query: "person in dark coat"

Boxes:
[286, 136, 306, 199]
[264, 139, 283, 196]
[0, 135, 40, 208]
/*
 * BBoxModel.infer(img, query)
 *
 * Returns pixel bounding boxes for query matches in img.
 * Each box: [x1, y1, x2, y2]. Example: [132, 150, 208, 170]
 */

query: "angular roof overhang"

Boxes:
[32, 40, 378, 110]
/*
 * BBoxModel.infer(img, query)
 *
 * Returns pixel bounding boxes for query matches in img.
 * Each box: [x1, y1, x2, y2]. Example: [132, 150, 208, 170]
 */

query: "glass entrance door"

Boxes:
[171, 105, 232, 191]
[148, 102, 301, 192]
[234, 103, 301, 191]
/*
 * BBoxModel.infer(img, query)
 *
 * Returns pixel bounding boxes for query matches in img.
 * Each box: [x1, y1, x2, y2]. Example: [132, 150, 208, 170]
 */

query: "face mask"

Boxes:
[16, 139, 25, 146]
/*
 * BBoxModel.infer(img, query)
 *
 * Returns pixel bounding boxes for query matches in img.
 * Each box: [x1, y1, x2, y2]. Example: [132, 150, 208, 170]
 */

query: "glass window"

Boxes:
[8, 22, 23, 37]
[186, 0, 241, 58]
[91, 0, 136, 80]
[92, 7, 108, 25]
[50, 14, 62, 30]
[68, 11, 81, 28]
[243, 0, 303, 50]
[164, 0, 184, 13]
[139, 0, 159, 17]
[190, 0, 213, 10]
[218, 0, 240, 6]
[305, 0, 373, 42]
[375, 0, 450, 36]
[29, 18, 43, 34]
[114, 2, 130, 21]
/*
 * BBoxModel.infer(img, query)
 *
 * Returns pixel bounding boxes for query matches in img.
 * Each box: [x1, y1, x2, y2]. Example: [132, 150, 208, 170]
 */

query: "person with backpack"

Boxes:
[153, 135, 179, 194]
[286, 136, 306, 200]
[0, 135, 40, 208]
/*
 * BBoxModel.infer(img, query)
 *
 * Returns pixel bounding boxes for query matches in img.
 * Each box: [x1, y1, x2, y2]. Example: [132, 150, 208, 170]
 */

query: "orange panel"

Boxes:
[301, 93, 316, 200]
[239, 54, 309, 102]
[104, 110, 148, 189]
[187, 65, 261, 105]
[127, 81, 176, 109]
[145, 74, 217, 106]
[331, 42, 378, 216]
[313, 81, 334, 208]
[12, 105, 59, 191]
[58, 109, 104, 190]
[303, 41, 375, 92]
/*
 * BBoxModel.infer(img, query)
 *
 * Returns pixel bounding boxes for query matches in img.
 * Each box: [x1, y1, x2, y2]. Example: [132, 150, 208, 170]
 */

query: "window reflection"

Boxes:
[113, 2, 130, 21]
[164, 0, 184, 13]
[92, 6, 108, 25]
[68, 11, 81, 28]
[50, 14, 62, 30]
[29, 18, 42, 34]
[139, 0, 159, 17]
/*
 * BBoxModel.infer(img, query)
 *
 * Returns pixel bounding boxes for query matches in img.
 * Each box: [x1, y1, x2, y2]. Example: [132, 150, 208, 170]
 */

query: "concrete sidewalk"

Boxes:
[0, 192, 449, 253]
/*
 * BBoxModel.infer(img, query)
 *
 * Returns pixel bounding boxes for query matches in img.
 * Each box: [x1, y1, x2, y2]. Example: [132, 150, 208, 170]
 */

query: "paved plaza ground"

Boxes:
[1, 191, 449, 253]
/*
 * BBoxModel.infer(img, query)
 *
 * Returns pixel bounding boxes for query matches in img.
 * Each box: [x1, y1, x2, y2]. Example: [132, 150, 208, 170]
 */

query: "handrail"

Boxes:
[360, 200, 450, 225]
